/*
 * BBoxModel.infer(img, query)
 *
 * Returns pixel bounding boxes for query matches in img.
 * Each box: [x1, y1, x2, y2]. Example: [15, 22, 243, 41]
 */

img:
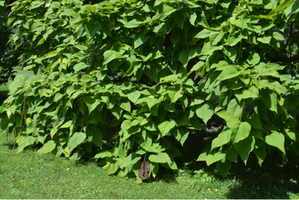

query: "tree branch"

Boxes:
[270, 53, 299, 63]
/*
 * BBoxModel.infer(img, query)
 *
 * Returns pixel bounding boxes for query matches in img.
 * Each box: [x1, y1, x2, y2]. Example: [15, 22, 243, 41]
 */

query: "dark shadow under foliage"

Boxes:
[225, 149, 299, 199]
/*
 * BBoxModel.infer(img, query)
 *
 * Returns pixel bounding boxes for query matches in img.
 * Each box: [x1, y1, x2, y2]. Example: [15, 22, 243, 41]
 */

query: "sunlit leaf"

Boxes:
[158, 121, 176, 136]
[265, 131, 286, 154]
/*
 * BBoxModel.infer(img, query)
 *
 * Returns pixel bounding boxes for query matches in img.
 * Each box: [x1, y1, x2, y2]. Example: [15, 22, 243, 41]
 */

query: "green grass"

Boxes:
[0, 134, 229, 199]
[1, 132, 299, 199]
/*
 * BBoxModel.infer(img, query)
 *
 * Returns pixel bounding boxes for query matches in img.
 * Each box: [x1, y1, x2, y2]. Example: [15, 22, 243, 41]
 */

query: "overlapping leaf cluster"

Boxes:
[1, 0, 299, 180]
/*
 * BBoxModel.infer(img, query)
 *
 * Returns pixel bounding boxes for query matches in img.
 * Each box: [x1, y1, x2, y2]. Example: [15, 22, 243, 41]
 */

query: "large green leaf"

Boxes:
[217, 65, 240, 81]
[91, 128, 103, 148]
[74, 62, 88, 72]
[265, 131, 286, 154]
[235, 86, 259, 101]
[234, 136, 255, 164]
[247, 51, 260, 65]
[254, 0, 294, 19]
[37, 140, 56, 154]
[149, 152, 172, 164]
[216, 160, 232, 177]
[9, 74, 26, 94]
[17, 136, 37, 153]
[194, 29, 218, 39]
[103, 161, 119, 175]
[179, 50, 189, 65]
[257, 36, 271, 44]
[261, 90, 277, 113]
[211, 129, 231, 151]
[158, 121, 176, 136]
[128, 91, 141, 103]
[68, 132, 86, 152]
[103, 50, 125, 65]
[119, 100, 131, 112]
[134, 35, 149, 49]
[119, 153, 140, 169]
[284, 0, 299, 20]
[254, 144, 267, 166]
[85, 21, 101, 38]
[173, 127, 189, 146]
[233, 121, 251, 144]
[206, 152, 226, 166]
[123, 19, 144, 28]
[195, 103, 214, 124]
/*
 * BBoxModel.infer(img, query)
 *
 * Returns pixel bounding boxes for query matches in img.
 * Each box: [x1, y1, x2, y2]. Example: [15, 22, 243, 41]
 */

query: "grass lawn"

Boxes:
[1, 131, 299, 199]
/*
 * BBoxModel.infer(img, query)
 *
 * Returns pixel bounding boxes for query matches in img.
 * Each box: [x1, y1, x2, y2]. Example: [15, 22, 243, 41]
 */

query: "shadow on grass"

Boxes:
[225, 150, 299, 199]
[0, 134, 17, 150]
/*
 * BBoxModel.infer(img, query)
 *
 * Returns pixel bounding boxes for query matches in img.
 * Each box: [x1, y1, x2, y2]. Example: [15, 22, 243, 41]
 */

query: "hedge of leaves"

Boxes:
[1, 0, 299, 181]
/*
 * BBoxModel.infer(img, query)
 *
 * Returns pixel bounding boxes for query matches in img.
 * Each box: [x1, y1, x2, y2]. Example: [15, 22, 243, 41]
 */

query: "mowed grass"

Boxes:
[0, 133, 233, 199]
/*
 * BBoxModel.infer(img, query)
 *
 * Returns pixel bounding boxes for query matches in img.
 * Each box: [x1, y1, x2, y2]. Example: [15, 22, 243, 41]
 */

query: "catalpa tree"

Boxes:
[1, 0, 299, 181]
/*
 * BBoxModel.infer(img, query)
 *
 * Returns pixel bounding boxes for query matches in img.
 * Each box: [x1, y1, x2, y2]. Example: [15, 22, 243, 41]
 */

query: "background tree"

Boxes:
[0, 0, 23, 85]
[269, 1, 299, 76]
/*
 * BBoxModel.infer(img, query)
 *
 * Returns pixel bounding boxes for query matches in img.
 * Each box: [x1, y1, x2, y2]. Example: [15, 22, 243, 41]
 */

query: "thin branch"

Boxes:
[283, 21, 294, 50]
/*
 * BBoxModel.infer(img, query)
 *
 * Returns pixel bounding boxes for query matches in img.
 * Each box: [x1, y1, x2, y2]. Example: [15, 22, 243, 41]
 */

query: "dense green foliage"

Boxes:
[0, 0, 23, 85]
[1, 0, 299, 181]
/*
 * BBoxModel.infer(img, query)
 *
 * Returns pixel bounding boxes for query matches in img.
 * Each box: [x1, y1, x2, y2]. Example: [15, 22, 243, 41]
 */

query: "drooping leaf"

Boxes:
[234, 136, 255, 164]
[149, 152, 172, 164]
[254, 144, 267, 166]
[68, 132, 86, 152]
[235, 86, 259, 101]
[17, 136, 37, 153]
[37, 140, 56, 154]
[211, 129, 231, 151]
[216, 160, 232, 177]
[91, 128, 103, 148]
[233, 121, 251, 144]
[179, 50, 189, 66]
[261, 90, 277, 113]
[284, 0, 299, 20]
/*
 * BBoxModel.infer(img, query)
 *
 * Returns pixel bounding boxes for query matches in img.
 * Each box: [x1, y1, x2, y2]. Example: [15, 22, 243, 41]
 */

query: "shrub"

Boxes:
[1, 0, 299, 180]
